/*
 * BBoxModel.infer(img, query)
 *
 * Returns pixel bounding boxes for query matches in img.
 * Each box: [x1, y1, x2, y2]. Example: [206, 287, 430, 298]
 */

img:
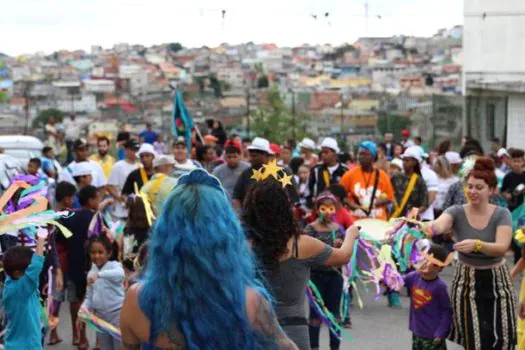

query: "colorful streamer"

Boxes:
[307, 280, 352, 341]
[78, 308, 121, 341]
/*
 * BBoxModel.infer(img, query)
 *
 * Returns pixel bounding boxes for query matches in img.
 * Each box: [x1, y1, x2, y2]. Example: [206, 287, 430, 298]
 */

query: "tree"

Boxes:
[168, 42, 183, 53]
[376, 113, 412, 139]
[32, 108, 64, 128]
[251, 86, 311, 144]
[257, 75, 269, 88]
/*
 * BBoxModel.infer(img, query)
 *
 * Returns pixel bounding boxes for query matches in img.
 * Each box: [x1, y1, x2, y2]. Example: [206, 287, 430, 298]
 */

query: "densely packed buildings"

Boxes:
[0, 25, 463, 145]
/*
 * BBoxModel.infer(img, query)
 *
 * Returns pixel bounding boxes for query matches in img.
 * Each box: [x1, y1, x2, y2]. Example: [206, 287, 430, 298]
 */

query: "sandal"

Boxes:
[47, 338, 63, 346]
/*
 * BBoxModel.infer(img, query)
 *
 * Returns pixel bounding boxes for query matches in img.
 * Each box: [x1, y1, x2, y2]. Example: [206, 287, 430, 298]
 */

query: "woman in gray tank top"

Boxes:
[243, 180, 358, 350]
[427, 158, 516, 349]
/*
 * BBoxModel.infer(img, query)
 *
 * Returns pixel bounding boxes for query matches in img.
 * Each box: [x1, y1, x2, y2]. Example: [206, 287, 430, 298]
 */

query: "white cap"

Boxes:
[445, 151, 462, 165]
[71, 162, 92, 177]
[137, 143, 157, 157]
[153, 155, 176, 168]
[247, 137, 273, 154]
[497, 148, 509, 158]
[390, 158, 403, 169]
[401, 146, 423, 162]
[320, 137, 340, 154]
[299, 138, 316, 150]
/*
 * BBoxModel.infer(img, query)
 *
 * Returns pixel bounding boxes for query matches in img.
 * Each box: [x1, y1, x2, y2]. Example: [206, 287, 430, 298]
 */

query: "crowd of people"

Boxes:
[2, 121, 525, 350]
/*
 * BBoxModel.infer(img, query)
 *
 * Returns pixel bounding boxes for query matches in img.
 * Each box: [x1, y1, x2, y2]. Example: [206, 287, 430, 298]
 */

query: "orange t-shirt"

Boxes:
[339, 166, 394, 221]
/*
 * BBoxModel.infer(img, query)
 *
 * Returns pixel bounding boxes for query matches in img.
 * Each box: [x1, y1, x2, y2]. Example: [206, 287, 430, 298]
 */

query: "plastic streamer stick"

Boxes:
[78, 308, 122, 341]
[307, 280, 352, 341]
[46, 267, 59, 330]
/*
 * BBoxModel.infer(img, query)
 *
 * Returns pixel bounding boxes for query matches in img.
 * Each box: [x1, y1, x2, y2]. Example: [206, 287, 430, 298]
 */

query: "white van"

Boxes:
[0, 135, 44, 161]
[0, 154, 25, 194]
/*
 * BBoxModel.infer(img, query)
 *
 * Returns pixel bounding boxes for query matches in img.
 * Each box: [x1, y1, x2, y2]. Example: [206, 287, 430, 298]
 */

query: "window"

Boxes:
[486, 102, 496, 139]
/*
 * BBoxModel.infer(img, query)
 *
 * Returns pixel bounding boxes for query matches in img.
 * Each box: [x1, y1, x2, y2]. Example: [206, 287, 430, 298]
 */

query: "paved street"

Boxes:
[46, 262, 518, 349]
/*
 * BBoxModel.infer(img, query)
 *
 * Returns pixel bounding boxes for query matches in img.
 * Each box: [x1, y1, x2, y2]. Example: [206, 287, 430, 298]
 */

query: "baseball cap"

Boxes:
[204, 135, 219, 144]
[390, 158, 403, 169]
[137, 143, 157, 157]
[224, 139, 242, 151]
[401, 129, 410, 137]
[123, 139, 140, 150]
[173, 136, 187, 147]
[153, 155, 176, 168]
[497, 148, 510, 158]
[299, 138, 316, 150]
[445, 151, 462, 165]
[247, 137, 273, 154]
[320, 137, 340, 154]
[71, 162, 92, 177]
[73, 138, 88, 150]
[270, 143, 282, 155]
[401, 146, 423, 162]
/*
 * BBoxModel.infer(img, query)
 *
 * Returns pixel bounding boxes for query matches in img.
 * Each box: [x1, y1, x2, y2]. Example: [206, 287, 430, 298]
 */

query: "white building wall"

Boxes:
[507, 94, 525, 149]
[57, 94, 97, 113]
[463, 0, 525, 85]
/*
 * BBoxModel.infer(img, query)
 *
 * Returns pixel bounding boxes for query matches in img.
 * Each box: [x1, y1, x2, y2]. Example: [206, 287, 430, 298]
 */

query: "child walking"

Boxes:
[305, 192, 345, 350]
[404, 244, 452, 350]
[79, 234, 124, 350]
[2, 230, 46, 349]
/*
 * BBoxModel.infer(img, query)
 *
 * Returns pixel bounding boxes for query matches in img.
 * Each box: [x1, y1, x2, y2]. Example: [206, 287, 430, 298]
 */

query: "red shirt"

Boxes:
[335, 207, 354, 229]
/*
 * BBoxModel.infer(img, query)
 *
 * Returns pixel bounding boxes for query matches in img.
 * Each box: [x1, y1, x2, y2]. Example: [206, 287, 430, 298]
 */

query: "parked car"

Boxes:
[0, 135, 62, 186]
[0, 154, 25, 195]
[0, 135, 44, 161]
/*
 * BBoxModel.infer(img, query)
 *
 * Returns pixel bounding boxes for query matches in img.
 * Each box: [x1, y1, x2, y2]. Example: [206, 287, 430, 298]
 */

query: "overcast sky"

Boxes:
[1, 0, 463, 56]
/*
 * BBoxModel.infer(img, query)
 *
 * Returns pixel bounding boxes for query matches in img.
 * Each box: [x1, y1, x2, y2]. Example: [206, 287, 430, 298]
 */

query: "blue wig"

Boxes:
[138, 169, 277, 349]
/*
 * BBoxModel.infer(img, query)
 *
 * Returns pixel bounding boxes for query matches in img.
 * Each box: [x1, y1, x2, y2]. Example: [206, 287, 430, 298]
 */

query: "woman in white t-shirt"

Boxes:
[433, 155, 459, 215]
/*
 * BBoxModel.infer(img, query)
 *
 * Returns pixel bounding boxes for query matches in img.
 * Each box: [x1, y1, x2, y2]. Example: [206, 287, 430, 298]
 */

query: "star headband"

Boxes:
[250, 159, 293, 188]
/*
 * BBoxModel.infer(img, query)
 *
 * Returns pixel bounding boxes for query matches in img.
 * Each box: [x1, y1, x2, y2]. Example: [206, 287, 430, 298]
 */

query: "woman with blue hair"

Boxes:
[119, 169, 298, 349]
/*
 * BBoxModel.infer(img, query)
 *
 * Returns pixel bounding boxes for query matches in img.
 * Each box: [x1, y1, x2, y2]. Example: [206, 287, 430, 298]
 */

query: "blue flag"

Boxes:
[171, 90, 194, 153]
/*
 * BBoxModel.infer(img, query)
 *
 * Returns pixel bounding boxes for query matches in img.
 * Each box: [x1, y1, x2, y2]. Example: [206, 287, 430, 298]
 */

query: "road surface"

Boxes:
[46, 262, 518, 349]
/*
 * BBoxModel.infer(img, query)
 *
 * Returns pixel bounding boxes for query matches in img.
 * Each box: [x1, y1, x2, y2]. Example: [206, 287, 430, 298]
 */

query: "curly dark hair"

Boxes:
[242, 179, 302, 270]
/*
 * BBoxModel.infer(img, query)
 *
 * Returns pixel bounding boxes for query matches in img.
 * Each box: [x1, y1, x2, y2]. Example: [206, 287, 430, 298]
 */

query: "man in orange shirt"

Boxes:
[340, 141, 394, 221]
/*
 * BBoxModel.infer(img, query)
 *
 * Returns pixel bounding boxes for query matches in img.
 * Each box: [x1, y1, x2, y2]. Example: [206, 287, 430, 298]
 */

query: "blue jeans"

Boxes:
[309, 271, 343, 350]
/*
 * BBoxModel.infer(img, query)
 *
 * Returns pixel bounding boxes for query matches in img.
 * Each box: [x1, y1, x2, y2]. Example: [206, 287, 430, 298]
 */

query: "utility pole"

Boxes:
[340, 93, 344, 142]
[23, 82, 31, 135]
[291, 89, 296, 140]
[246, 88, 251, 138]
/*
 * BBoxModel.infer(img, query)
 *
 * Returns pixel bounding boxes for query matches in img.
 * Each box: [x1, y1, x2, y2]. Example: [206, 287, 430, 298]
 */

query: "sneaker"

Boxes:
[387, 291, 402, 308]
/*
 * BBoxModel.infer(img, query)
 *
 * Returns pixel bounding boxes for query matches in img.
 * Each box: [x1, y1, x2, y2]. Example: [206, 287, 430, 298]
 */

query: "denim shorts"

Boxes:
[52, 278, 79, 303]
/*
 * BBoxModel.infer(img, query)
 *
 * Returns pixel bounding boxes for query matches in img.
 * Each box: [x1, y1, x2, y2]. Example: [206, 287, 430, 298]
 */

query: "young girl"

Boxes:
[79, 235, 124, 350]
[305, 192, 345, 350]
[120, 196, 150, 264]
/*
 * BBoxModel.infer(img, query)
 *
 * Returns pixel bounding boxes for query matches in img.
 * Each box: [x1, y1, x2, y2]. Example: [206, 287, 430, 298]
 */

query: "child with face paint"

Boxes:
[304, 192, 345, 350]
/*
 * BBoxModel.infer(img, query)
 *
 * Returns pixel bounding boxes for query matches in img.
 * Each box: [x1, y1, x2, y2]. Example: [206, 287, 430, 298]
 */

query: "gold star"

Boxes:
[261, 159, 282, 180]
[251, 168, 263, 181]
[279, 173, 293, 188]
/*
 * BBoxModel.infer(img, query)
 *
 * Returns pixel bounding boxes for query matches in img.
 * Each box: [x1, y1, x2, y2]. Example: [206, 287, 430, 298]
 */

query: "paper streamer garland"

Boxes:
[0, 180, 73, 239]
[307, 280, 352, 341]
[78, 308, 122, 341]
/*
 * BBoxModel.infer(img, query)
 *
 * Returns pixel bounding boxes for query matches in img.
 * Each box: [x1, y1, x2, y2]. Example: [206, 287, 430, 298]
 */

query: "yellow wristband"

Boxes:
[474, 239, 483, 252]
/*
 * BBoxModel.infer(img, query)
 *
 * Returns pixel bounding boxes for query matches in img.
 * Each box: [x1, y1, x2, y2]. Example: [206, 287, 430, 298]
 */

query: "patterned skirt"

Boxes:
[449, 262, 516, 350]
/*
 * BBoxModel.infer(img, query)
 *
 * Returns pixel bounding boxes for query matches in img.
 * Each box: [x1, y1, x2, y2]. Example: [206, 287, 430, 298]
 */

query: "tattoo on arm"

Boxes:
[253, 297, 298, 350]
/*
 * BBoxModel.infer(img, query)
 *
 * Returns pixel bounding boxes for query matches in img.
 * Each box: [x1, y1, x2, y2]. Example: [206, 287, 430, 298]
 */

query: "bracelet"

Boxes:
[474, 239, 483, 252]
[424, 223, 435, 238]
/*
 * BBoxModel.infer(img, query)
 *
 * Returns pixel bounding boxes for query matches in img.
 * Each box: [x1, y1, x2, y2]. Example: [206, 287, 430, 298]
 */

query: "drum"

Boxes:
[355, 218, 390, 243]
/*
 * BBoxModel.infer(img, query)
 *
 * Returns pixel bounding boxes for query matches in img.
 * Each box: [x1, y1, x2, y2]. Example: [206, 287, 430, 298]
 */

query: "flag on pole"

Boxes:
[171, 90, 194, 153]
